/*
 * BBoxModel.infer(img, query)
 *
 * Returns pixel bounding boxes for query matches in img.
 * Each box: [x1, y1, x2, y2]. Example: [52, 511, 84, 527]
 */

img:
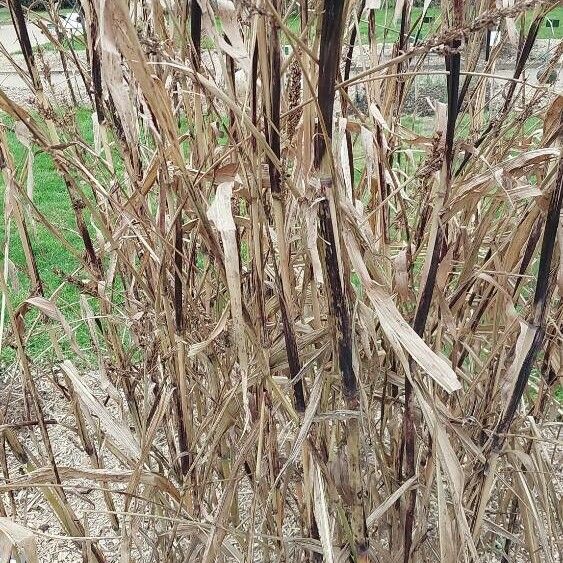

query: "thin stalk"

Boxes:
[491, 133, 563, 453]
[190, 0, 202, 67]
[456, 13, 544, 175]
[316, 0, 367, 556]
[268, 0, 306, 412]
[342, 0, 366, 185]
[7, 0, 42, 92]
[403, 6, 461, 560]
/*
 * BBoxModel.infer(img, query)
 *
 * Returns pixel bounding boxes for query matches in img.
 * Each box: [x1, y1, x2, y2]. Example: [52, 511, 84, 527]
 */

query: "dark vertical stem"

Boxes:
[61, 173, 103, 276]
[375, 126, 389, 244]
[227, 52, 236, 132]
[394, 1, 412, 111]
[172, 175, 191, 479]
[342, 0, 366, 187]
[403, 9, 461, 560]
[267, 0, 305, 412]
[249, 39, 273, 359]
[278, 296, 306, 411]
[301, 0, 308, 28]
[491, 139, 563, 453]
[88, 2, 105, 124]
[317, 196, 356, 399]
[251, 42, 259, 151]
[268, 13, 281, 199]
[190, 0, 202, 69]
[174, 213, 183, 334]
[485, 28, 492, 61]
[445, 40, 461, 172]
[7, 0, 41, 92]
[316, 0, 355, 403]
[316, 0, 367, 556]
[314, 0, 346, 169]
[500, 492, 519, 561]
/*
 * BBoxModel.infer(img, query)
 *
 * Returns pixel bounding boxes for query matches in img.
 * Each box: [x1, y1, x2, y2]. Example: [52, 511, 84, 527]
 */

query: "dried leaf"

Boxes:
[0, 518, 38, 563]
[313, 460, 335, 563]
[25, 296, 82, 357]
[346, 233, 461, 393]
[207, 182, 250, 425]
[60, 360, 141, 460]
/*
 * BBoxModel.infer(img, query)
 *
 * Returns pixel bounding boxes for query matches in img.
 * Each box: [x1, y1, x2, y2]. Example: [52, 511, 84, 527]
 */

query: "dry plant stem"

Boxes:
[393, 0, 412, 115]
[173, 184, 192, 480]
[268, 0, 306, 412]
[402, 6, 462, 559]
[7, 0, 42, 92]
[0, 271, 107, 563]
[394, 5, 416, 559]
[47, 10, 79, 106]
[456, 11, 545, 176]
[493, 134, 563, 451]
[2, 100, 110, 563]
[472, 118, 563, 543]
[250, 51, 268, 348]
[0, 141, 44, 296]
[190, 0, 202, 64]
[342, 0, 366, 185]
[316, 0, 366, 557]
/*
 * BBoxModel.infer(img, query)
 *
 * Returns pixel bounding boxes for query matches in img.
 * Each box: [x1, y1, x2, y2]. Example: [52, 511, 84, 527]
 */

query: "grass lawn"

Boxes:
[34, 34, 85, 52]
[284, 6, 563, 42]
[0, 108, 94, 361]
[0, 7, 73, 25]
[0, 7, 10, 24]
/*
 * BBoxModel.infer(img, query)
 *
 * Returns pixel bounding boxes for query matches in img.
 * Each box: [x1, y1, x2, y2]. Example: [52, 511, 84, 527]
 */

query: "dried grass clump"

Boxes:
[0, 0, 562, 561]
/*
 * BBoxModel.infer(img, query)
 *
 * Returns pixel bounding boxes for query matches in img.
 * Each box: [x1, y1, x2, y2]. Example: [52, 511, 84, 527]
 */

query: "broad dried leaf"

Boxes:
[345, 233, 461, 393]
[60, 360, 141, 460]
[313, 460, 335, 563]
[207, 182, 250, 424]
[25, 296, 82, 356]
[0, 518, 38, 563]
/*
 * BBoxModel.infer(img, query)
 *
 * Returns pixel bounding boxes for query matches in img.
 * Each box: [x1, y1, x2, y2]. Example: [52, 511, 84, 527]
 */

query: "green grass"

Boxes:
[14, 34, 86, 54]
[284, 7, 563, 43]
[0, 7, 10, 24]
[0, 108, 94, 362]
[526, 7, 563, 40]
[3, 6, 562, 47]
[35, 34, 86, 52]
[286, 7, 442, 43]
[0, 7, 74, 24]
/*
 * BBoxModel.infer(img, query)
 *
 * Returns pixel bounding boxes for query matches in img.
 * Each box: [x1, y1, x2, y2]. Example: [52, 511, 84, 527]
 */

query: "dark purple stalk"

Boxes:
[190, 0, 202, 68]
[267, 2, 305, 412]
[316, 0, 367, 557]
[491, 138, 563, 453]
[403, 9, 461, 558]
[7, 0, 41, 91]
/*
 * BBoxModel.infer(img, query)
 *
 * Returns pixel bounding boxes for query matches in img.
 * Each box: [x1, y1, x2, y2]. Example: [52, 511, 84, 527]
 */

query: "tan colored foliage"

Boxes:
[0, 0, 561, 561]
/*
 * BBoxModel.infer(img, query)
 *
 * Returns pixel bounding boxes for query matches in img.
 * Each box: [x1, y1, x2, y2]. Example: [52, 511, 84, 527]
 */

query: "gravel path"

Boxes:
[0, 22, 49, 54]
[0, 18, 560, 107]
